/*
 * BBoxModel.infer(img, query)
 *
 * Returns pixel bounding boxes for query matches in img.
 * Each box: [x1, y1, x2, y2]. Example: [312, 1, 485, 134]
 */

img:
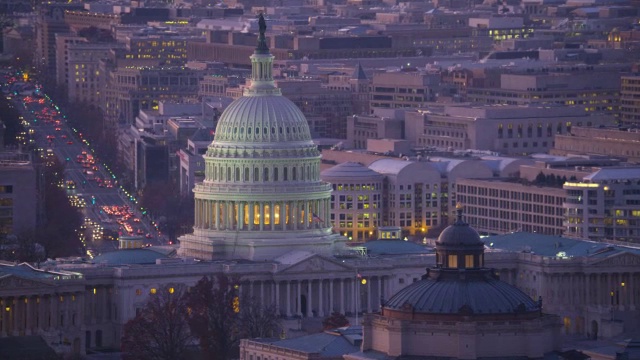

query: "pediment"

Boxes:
[0, 274, 54, 290]
[590, 252, 640, 267]
[278, 254, 351, 274]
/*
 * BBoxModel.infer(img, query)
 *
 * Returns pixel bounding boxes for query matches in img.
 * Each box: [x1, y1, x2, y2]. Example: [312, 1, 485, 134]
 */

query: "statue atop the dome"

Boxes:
[256, 13, 269, 54]
[259, 13, 267, 35]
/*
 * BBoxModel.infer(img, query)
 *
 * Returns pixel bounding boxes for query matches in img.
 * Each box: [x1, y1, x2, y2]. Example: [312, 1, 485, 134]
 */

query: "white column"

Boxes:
[25, 297, 32, 335]
[260, 281, 265, 306]
[293, 201, 298, 231]
[297, 281, 302, 317]
[275, 281, 280, 316]
[214, 201, 220, 230]
[378, 276, 384, 309]
[259, 202, 264, 231]
[270, 202, 275, 231]
[318, 279, 324, 317]
[307, 280, 312, 317]
[305, 201, 310, 229]
[238, 201, 244, 230]
[340, 279, 345, 314]
[249, 202, 254, 231]
[286, 281, 291, 317]
[329, 279, 334, 314]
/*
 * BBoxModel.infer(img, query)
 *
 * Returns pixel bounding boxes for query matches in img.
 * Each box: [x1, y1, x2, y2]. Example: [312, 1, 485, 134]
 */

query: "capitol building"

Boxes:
[1, 21, 640, 359]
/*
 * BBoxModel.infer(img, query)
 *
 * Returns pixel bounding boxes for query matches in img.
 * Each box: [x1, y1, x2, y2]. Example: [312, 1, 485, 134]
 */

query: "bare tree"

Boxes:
[121, 285, 193, 360]
[186, 275, 282, 359]
[238, 295, 281, 339]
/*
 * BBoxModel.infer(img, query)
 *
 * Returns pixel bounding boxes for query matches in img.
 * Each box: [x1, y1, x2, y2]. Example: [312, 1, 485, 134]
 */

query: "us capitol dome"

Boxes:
[178, 15, 345, 261]
[355, 206, 562, 360]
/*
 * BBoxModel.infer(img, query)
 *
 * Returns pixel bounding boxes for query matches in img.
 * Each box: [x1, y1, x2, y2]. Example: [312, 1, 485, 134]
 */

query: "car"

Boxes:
[67, 141, 73, 145]
[61, 135, 67, 139]
[55, 127, 61, 131]
[145, 233, 153, 239]
[133, 218, 140, 223]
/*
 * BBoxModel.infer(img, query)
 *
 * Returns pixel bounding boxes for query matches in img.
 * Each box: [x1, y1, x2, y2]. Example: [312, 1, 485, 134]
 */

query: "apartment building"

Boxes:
[404, 104, 613, 155]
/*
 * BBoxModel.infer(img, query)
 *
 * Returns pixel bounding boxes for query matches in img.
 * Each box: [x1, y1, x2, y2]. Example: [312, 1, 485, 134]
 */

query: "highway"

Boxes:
[13, 90, 166, 257]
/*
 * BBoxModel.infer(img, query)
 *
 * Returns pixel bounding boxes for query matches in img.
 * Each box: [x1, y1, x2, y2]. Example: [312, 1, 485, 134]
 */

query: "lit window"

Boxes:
[448, 255, 458, 268]
[465, 255, 474, 268]
[150, 288, 157, 295]
[169, 287, 175, 294]
[93, 288, 97, 295]
[136, 289, 142, 296]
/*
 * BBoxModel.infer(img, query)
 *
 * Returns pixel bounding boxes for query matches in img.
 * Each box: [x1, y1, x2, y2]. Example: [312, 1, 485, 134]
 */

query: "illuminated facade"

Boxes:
[564, 168, 640, 243]
[320, 162, 384, 242]
[178, 21, 345, 261]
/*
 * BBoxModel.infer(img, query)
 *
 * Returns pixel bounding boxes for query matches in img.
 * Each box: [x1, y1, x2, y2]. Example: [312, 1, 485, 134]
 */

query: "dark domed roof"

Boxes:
[437, 207, 482, 247]
[384, 270, 540, 317]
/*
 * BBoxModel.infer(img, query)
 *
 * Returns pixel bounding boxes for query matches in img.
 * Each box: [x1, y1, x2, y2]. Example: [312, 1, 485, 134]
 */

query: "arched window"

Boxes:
[263, 168, 269, 181]
[248, 127, 252, 135]
[283, 167, 288, 181]
[213, 165, 217, 180]
[274, 167, 279, 181]
[235, 168, 240, 181]
[292, 167, 297, 181]
[256, 127, 260, 134]
[227, 167, 231, 181]
[254, 167, 259, 181]
[244, 167, 249, 182]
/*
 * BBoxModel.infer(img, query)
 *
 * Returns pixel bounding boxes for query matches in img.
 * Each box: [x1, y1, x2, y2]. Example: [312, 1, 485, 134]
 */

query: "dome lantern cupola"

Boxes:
[247, 13, 278, 94]
[435, 204, 484, 269]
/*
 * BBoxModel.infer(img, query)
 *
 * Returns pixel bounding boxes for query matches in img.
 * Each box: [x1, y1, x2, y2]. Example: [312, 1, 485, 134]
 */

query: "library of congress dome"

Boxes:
[357, 207, 562, 360]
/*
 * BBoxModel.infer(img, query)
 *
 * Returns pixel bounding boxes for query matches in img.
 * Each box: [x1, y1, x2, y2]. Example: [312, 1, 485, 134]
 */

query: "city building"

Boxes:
[369, 70, 440, 110]
[0, 262, 87, 354]
[64, 42, 118, 105]
[465, 65, 624, 116]
[178, 128, 214, 196]
[320, 162, 384, 242]
[404, 104, 614, 155]
[347, 109, 404, 150]
[564, 167, 640, 243]
[102, 66, 203, 132]
[275, 78, 353, 139]
[552, 126, 640, 164]
[620, 74, 640, 127]
[457, 177, 566, 235]
[34, 3, 84, 79]
[0, 151, 36, 236]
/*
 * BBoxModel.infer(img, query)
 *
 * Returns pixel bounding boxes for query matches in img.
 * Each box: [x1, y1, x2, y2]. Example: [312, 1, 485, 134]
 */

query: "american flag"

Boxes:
[312, 212, 324, 223]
